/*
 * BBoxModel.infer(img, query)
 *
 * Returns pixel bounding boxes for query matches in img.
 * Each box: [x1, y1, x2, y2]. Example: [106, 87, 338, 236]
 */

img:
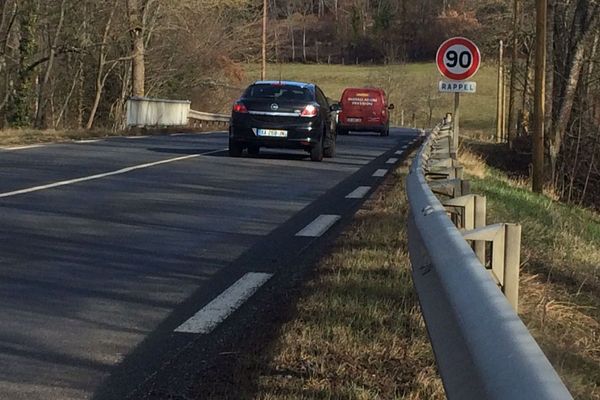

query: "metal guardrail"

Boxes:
[406, 122, 573, 399]
[188, 109, 230, 123]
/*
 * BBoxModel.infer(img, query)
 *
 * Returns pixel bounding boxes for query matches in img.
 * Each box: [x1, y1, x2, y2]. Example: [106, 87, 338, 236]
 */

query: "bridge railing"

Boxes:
[126, 97, 230, 129]
[406, 121, 573, 399]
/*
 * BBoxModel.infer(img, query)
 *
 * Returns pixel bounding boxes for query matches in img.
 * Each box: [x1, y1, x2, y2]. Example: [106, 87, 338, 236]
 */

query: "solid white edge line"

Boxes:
[125, 135, 149, 139]
[75, 139, 101, 143]
[295, 214, 341, 237]
[372, 169, 388, 177]
[386, 157, 398, 164]
[175, 272, 273, 334]
[345, 186, 371, 199]
[2, 144, 45, 151]
[0, 148, 226, 199]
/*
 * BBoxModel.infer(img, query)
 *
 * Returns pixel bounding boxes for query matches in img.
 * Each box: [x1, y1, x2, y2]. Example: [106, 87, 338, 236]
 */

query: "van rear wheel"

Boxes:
[324, 138, 336, 158]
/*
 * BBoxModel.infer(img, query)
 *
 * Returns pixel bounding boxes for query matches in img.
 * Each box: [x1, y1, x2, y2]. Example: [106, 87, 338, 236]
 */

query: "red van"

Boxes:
[337, 87, 394, 136]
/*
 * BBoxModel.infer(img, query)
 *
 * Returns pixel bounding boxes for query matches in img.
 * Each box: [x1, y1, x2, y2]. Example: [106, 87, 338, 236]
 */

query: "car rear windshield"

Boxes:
[245, 84, 313, 102]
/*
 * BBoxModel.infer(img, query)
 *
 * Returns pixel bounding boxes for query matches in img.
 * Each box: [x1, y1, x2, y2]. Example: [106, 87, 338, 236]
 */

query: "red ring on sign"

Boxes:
[436, 37, 481, 81]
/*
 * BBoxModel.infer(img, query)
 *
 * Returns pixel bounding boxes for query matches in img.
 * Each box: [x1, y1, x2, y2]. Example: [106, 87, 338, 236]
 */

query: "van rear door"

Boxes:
[341, 89, 383, 124]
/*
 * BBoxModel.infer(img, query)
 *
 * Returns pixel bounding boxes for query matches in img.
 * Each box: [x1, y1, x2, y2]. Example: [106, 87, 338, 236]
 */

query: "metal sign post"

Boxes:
[436, 37, 481, 157]
[453, 92, 460, 154]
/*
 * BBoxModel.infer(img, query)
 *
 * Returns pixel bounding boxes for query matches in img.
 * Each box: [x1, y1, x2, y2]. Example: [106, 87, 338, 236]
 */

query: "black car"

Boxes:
[229, 80, 340, 161]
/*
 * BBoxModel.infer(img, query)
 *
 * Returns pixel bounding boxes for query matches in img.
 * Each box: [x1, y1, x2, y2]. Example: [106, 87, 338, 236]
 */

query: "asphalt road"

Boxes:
[0, 128, 420, 400]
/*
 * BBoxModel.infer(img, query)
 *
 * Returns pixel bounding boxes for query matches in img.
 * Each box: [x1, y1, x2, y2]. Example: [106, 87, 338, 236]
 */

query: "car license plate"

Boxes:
[256, 128, 287, 137]
[347, 118, 362, 123]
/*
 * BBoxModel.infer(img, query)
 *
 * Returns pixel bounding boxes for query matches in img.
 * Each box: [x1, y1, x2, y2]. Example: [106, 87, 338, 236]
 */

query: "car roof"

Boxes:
[251, 80, 315, 90]
[342, 87, 385, 93]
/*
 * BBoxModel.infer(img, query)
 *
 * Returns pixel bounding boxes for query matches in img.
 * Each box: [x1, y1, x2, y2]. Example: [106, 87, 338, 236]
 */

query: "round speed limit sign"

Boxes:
[436, 37, 481, 81]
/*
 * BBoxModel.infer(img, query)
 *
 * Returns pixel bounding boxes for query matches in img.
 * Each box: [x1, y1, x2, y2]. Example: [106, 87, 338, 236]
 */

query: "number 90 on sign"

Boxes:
[436, 37, 481, 81]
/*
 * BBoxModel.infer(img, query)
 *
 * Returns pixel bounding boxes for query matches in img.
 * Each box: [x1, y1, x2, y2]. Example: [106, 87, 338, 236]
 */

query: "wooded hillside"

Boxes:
[0, 0, 510, 131]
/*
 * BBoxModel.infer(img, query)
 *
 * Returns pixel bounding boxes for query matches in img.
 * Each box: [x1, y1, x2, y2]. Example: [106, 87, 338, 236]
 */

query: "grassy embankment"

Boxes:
[460, 150, 600, 399]
[1, 62, 497, 146]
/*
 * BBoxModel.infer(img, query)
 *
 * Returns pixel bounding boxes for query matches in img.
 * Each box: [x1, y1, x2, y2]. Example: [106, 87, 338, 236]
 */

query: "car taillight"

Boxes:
[232, 102, 248, 113]
[301, 104, 318, 117]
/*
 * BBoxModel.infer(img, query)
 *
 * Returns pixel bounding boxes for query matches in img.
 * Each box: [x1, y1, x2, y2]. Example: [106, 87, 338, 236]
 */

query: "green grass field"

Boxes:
[242, 62, 498, 135]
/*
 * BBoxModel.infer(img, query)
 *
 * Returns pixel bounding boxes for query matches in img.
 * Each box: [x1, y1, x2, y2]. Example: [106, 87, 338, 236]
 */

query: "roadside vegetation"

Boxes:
[0, 63, 497, 146]
[213, 162, 444, 400]
[460, 147, 600, 400]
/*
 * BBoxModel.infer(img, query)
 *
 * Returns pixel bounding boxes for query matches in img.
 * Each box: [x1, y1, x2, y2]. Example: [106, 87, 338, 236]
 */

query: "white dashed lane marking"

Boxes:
[372, 169, 388, 177]
[296, 214, 341, 237]
[0, 148, 226, 198]
[345, 186, 371, 199]
[386, 157, 398, 164]
[175, 272, 273, 334]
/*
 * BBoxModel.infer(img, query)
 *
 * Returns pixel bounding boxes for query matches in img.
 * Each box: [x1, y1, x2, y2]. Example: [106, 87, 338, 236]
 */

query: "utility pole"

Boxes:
[533, 0, 546, 193]
[508, 0, 521, 147]
[496, 40, 504, 142]
[261, 0, 267, 80]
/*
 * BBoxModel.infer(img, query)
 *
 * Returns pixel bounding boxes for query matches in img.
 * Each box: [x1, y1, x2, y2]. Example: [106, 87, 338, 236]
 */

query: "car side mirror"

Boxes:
[388, 104, 395, 110]
[330, 103, 342, 112]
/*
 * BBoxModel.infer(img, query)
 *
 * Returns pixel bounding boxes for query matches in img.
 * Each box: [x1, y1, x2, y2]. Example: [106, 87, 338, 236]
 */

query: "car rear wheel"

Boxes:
[247, 144, 260, 155]
[310, 136, 324, 162]
[380, 127, 390, 137]
[229, 139, 243, 157]
[338, 128, 348, 135]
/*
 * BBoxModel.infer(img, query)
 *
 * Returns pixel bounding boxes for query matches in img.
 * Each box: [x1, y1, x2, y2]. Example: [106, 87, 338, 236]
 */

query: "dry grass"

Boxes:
[0, 128, 126, 147]
[460, 148, 600, 400]
[244, 163, 444, 399]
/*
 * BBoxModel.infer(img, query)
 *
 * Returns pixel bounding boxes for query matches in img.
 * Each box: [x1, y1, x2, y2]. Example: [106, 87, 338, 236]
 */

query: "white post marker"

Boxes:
[436, 37, 481, 155]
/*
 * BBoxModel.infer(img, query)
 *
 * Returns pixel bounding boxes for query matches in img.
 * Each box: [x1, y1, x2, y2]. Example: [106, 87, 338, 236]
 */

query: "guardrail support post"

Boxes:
[504, 223, 521, 312]
[462, 222, 521, 312]
[474, 195, 486, 263]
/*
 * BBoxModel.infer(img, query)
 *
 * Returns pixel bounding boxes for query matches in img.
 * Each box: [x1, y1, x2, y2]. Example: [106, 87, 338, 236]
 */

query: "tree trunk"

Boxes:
[302, 23, 306, 63]
[549, 30, 592, 180]
[507, 0, 520, 147]
[35, 0, 66, 128]
[127, 0, 145, 97]
[86, 0, 117, 129]
[8, 0, 37, 127]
